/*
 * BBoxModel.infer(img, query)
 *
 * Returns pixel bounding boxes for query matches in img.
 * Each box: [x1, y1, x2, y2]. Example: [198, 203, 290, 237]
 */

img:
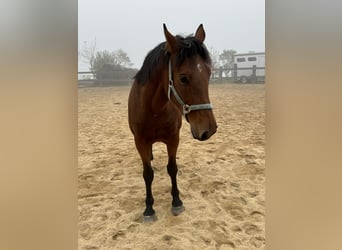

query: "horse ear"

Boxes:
[195, 24, 206, 42]
[163, 24, 179, 53]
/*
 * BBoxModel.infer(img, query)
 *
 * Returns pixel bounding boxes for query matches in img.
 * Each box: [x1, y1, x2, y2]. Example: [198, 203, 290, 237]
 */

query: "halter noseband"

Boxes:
[167, 60, 213, 116]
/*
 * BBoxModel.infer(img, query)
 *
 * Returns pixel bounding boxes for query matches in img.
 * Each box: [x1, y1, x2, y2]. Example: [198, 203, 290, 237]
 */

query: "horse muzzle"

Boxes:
[191, 120, 217, 141]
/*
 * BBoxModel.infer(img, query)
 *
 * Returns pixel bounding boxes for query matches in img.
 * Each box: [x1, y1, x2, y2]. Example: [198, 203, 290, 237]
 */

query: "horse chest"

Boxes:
[137, 113, 181, 141]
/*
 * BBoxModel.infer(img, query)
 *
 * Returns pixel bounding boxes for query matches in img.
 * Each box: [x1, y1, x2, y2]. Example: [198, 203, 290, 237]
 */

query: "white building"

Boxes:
[234, 52, 265, 83]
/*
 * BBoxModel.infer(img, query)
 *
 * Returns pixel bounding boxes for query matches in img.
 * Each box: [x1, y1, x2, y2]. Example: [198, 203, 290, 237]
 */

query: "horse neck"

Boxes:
[150, 68, 169, 114]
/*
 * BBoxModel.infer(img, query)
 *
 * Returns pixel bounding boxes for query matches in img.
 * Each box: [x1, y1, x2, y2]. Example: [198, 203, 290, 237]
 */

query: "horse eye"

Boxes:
[180, 75, 189, 84]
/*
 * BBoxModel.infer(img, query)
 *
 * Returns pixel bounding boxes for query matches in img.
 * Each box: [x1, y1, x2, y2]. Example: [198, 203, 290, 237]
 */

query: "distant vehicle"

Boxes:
[234, 52, 265, 83]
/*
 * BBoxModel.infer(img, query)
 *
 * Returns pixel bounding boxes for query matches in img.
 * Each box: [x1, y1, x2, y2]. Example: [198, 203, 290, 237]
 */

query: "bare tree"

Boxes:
[80, 38, 133, 74]
[81, 38, 97, 72]
[113, 49, 133, 68]
[219, 49, 236, 69]
[209, 47, 220, 78]
[91, 49, 133, 73]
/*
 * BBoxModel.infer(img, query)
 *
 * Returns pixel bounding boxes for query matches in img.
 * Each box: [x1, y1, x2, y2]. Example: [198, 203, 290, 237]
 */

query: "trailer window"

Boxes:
[237, 58, 245, 62]
[248, 57, 257, 61]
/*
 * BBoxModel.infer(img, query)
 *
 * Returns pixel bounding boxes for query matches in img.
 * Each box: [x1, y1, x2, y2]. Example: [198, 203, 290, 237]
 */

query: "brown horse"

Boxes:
[128, 24, 217, 221]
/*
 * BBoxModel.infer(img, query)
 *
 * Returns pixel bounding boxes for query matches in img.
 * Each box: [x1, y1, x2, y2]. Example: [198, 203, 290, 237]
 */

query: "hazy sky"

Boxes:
[78, 0, 265, 70]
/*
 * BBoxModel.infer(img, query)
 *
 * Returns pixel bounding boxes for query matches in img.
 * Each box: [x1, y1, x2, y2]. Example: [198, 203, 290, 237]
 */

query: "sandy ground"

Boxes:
[78, 83, 265, 249]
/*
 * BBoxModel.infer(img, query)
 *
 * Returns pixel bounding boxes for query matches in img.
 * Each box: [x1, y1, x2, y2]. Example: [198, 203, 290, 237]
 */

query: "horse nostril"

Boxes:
[200, 131, 210, 141]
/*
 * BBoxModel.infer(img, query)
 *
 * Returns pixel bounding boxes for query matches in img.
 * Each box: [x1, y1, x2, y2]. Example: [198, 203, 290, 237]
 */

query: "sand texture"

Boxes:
[78, 83, 265, 249]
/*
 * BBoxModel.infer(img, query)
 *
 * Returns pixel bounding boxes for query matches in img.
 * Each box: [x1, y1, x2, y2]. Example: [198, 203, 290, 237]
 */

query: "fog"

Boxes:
[78, 0, 265, 70]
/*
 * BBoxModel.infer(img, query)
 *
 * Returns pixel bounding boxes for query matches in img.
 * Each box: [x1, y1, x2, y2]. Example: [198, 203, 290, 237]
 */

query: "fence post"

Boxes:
[252, 65, 257, 83]
[233, 64, 237, 82]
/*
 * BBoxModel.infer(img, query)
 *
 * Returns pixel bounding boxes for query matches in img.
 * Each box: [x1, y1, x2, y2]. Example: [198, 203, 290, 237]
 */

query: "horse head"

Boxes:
[163, 24, 217, 141]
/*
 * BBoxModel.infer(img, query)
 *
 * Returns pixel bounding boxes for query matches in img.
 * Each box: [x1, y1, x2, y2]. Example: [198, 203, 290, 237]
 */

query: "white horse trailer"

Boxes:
[234, 52, 265, 83]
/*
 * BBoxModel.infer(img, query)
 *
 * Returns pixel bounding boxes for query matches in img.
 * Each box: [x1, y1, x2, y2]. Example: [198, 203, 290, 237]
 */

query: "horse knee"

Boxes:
[167, 164, 178, 177]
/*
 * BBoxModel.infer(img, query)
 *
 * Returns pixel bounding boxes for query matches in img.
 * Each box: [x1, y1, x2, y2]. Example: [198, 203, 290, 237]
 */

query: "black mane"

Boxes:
[134, 35, 212, 85]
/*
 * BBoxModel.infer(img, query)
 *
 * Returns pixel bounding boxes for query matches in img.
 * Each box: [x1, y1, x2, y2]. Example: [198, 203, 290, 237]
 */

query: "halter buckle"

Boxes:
[183, 104, 191, 114]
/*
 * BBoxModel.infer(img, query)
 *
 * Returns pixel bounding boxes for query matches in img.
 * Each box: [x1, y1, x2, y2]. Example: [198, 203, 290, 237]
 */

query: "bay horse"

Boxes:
[128, 24, 217, 221]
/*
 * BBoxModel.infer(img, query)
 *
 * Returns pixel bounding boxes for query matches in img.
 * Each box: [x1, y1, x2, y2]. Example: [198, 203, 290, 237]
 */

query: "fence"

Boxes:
[78, 68, 138, 87]
[78, 65, 265, 87]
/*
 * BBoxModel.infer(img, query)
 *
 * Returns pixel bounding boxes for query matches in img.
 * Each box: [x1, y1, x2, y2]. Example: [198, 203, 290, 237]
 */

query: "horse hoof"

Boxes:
[171, 205, 185, 216]
[143, 214, 157, 223]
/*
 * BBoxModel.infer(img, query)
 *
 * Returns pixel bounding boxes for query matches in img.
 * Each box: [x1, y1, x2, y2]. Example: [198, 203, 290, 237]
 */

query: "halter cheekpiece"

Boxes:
[167, 60, 213, 116]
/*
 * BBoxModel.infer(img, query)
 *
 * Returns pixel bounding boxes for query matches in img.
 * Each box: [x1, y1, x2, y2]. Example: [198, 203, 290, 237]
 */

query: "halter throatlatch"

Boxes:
[168, 60, 213, 116]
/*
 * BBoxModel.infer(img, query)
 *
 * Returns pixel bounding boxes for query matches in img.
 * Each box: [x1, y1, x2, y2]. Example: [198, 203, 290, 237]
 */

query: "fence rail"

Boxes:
[78, 65, 265, 86]
[78, 69, 135, 86]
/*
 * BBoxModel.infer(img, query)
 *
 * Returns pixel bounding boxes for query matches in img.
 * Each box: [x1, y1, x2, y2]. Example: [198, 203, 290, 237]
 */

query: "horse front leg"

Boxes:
[143, 161, 155, 219]
[167, 140, 185, 216]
